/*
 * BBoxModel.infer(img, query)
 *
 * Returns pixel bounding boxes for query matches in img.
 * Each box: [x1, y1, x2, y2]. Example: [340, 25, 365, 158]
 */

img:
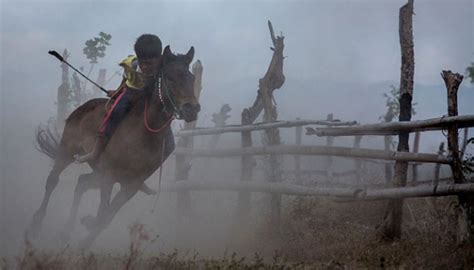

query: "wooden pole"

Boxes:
[411, 131, 421, 183]
[353, 136, 363, 184]
[433, 142, 445, 191]
[174, 145, 450, 164]
[161, 181, 474, 201]
[72, 73, 81, 107]
[260, 21, 285, 234]
[175, 60, 203, 219]
[177, 119, 357, 137]
[430, 142, 445, 209]
[441, 70, 473, 244]
[234, 21, 285, 230]
[325, 114, 335, 181]
[381, 0, 414, 241]
[306, 115, 474, 137]
[384, 134, 393, 184]
[236, 109, 255, 222]
[295, 118, 303, 185]
[461, 128, 470, 159]
[209, 104, 231, 149]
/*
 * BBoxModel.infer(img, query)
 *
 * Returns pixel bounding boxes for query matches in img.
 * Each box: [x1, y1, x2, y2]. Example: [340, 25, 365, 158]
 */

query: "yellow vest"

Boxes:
[119, 55, 146, 90]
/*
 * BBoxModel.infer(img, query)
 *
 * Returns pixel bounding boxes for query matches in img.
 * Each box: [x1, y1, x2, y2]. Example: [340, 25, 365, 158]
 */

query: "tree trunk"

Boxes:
[260, 21, 285, 234]
[57, 49, 70, 129]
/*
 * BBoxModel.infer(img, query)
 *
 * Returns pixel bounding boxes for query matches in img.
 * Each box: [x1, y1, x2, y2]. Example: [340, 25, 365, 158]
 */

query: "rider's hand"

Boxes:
[107, 90, 118, 97]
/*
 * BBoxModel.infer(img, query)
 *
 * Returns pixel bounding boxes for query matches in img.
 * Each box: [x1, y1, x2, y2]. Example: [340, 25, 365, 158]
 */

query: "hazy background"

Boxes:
[1, 0, 473, 257]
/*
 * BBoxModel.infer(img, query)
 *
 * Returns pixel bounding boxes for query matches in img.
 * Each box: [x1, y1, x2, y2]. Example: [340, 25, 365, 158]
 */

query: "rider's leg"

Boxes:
[75, 90, 133, 163]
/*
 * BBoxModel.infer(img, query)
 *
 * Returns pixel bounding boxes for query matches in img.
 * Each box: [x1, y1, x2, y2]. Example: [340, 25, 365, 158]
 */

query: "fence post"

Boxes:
[295, 118, 303, 185]
[461, 128, 470, 159]
[441, 70, 473, 244]
[353, 135, 363, 184]
[380, 0, 414, 241]
[432, 142, 445, 204]
[260, 21, 285, 234]
[236, 109, 254, 223]
[209, 104, 231, 149]
[325, 113, 334, 180]
[411, 131, 421, 183]
[175, 60, 203, 220]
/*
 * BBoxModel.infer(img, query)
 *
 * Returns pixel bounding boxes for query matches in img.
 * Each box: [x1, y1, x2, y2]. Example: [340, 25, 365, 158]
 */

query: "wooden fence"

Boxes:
[168, 113, 473, 220]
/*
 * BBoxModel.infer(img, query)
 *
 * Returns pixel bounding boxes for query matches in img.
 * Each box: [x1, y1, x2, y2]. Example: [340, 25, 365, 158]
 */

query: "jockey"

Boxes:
[75, 34, 162, 163]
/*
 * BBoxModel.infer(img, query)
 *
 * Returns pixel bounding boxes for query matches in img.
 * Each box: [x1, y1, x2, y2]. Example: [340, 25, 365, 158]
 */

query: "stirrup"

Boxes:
[74, 151, 98, 163]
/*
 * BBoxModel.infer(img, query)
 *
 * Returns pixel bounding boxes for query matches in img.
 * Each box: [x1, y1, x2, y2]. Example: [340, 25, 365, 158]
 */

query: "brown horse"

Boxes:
[29, 45, 200, 249]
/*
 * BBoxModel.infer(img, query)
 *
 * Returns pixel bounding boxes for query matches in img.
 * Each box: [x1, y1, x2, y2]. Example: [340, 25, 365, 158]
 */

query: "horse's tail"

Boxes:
[35, 122, 61, 159]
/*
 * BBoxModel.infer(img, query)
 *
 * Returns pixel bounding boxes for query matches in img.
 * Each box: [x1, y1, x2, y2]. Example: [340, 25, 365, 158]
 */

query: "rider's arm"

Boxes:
[107, 77, 127, 98]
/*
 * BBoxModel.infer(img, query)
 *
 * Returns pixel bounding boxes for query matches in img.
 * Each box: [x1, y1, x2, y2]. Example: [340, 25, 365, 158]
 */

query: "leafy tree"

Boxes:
[379, 86, 417, 149]
[462, 137, 474, 174]
[466, 62, 474, 84]
[83, 32, 112, 64]
[379, 85, 417, 122]
[79, 32, 112, 101]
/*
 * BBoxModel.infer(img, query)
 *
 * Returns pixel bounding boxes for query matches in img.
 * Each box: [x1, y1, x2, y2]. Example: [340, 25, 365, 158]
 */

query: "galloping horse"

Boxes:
[29, 45, 200, 249]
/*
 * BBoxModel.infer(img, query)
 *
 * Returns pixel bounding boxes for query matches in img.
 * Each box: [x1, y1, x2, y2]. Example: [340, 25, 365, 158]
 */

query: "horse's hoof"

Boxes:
[80, 215, 96, 231]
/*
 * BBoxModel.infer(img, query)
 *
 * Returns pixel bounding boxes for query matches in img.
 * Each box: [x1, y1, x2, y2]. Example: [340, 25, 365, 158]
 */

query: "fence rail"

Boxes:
[161, 180, 474, 200]
[306, 114, 474, 137]
[174, 145, 451, 164]
[175, 119, 358, 137]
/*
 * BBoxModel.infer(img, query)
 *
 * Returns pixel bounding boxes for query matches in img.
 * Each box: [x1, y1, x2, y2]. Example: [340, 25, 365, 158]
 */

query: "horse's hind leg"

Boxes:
[28, 155, 73, 238]
[60, 172, 99, 244]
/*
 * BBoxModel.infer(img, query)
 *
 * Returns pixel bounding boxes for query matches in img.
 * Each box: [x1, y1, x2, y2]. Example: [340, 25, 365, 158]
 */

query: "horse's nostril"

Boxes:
[183, 103, 200, 112]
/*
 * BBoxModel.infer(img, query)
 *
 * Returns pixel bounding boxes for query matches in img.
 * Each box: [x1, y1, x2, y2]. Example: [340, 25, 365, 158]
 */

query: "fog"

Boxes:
[1, 0, 473, 259]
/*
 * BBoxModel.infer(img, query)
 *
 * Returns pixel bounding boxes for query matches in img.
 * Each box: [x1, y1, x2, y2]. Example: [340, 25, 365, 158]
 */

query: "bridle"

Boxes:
[143, 63, 188, 133]
[152, 71, 183, 120]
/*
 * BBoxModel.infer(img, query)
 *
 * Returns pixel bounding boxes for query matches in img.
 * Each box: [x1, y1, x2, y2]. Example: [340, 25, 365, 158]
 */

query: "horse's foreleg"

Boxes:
[78, 184, 139, 250]
[60, 172, 99, 244]
[80, 177, 113, 232]
[29, 157, 72, 238]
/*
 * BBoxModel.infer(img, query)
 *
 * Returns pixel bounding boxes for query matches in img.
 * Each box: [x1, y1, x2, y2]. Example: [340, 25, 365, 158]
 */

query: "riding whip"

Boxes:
[48, 50, 109, 95]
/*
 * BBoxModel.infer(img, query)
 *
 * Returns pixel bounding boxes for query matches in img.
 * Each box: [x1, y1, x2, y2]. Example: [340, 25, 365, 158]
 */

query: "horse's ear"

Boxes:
[163, 45, 172, 58]
[184, 46, 194, 65]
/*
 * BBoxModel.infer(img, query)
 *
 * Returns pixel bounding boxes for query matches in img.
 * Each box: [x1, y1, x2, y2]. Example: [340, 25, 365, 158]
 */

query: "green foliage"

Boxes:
[379, 85, 417, 123]
[466, 62, 474, 84]
[462, 137, 474, 174]
[83, 32, 112, 64]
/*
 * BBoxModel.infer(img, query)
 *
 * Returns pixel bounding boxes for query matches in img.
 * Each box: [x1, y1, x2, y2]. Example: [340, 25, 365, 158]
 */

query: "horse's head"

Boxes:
[157, 45, 200, 122]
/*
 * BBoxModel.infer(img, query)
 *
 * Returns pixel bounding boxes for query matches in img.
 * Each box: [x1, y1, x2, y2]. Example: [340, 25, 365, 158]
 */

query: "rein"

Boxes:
[144, 101, 174, 133]
[143, 71, 180, 133]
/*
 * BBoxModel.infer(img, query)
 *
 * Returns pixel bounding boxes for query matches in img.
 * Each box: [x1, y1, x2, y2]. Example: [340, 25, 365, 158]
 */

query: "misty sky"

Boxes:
[0, 0, 472, 149]
[1, 0, 472, 113]
[0, 0, 473, 256]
